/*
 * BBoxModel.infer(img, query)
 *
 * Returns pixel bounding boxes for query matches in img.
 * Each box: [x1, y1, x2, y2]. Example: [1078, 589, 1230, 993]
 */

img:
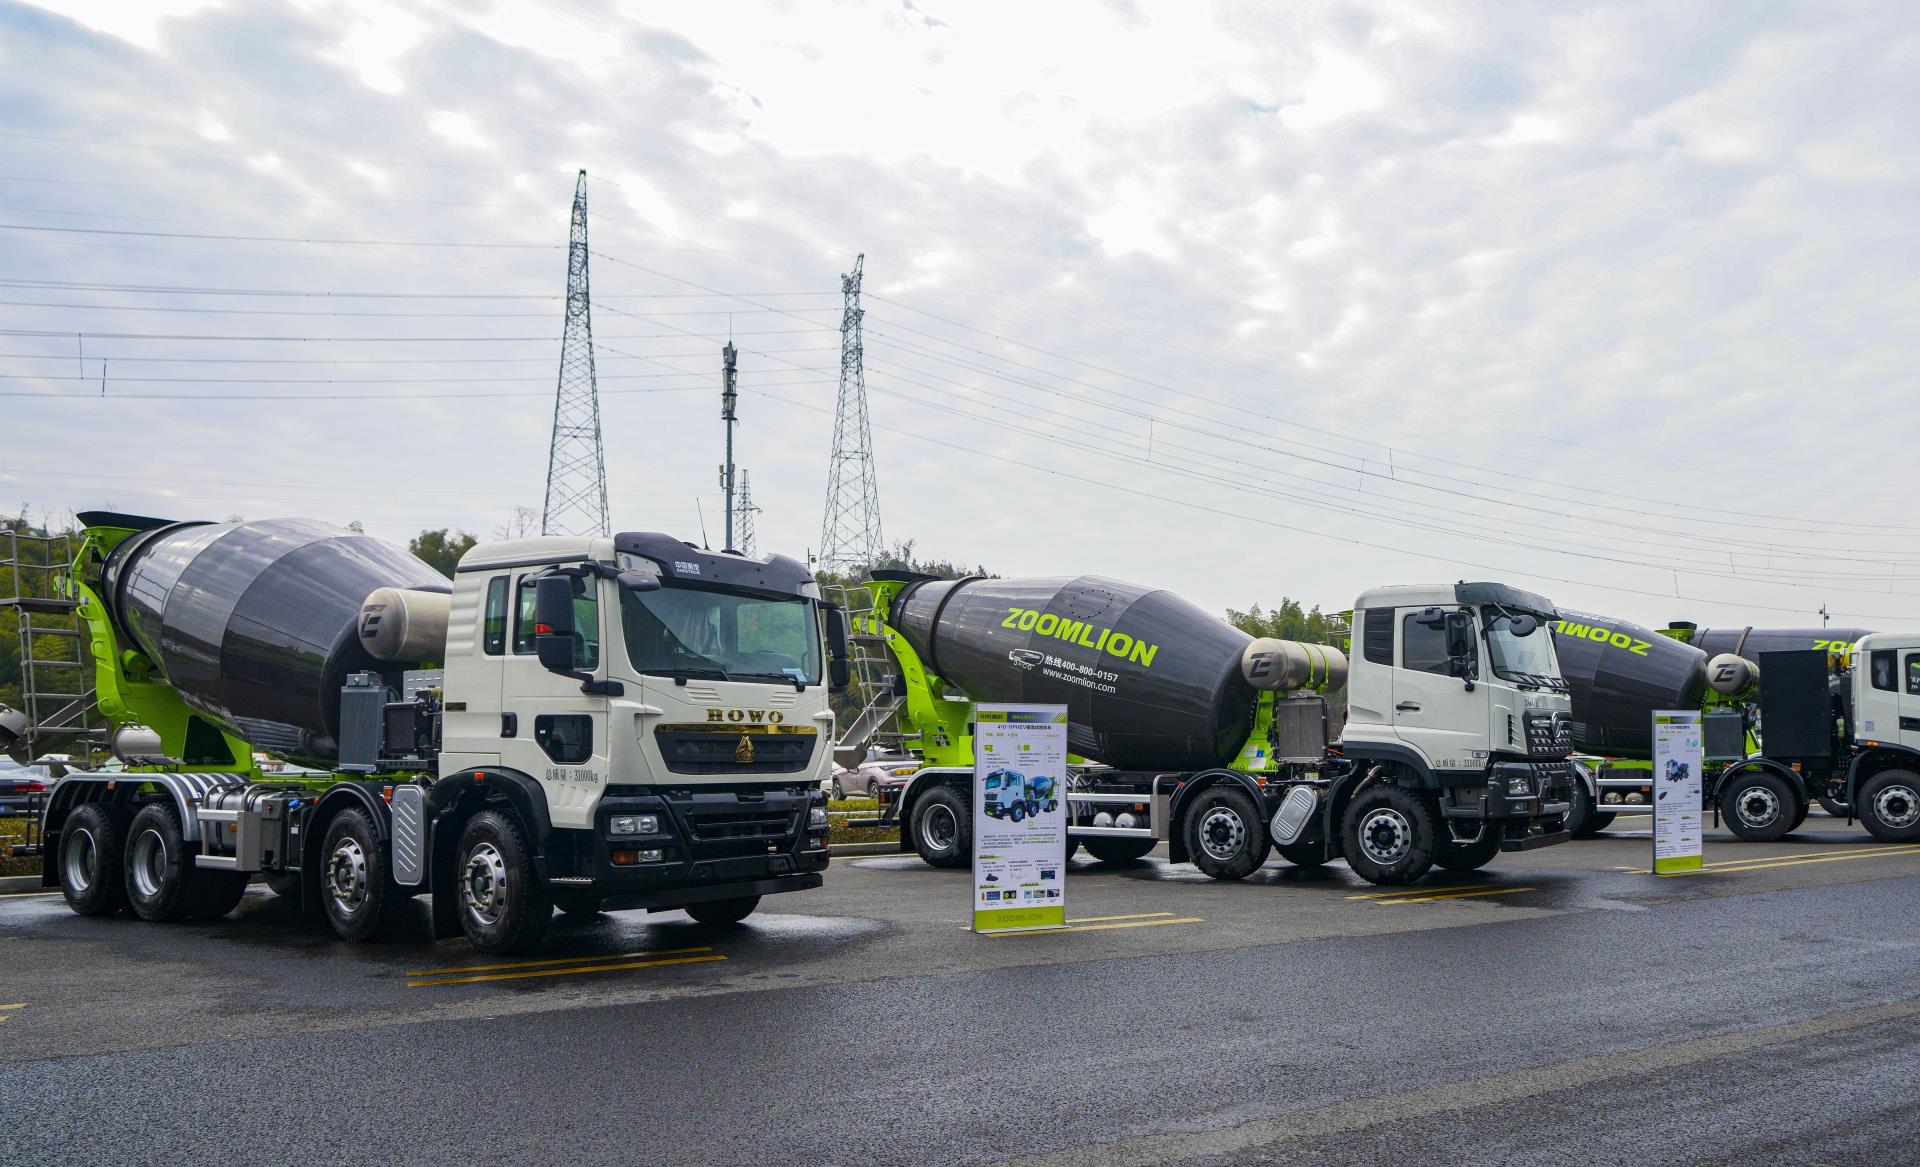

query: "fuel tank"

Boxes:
[1550, 609, 1707, 757]
[887, 574, 1257, 770]
[90, 513, 449, 763]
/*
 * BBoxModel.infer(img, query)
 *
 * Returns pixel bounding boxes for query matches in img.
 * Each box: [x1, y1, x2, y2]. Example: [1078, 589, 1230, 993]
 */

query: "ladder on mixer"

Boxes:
[826, 582, 906, 765]
[1, 526, 99, 763]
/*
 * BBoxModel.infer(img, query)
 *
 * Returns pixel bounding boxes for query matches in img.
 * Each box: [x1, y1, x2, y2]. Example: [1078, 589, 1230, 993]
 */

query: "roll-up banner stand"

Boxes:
[972, 704, 1069, 933]
[1651, 709, 1704, 875]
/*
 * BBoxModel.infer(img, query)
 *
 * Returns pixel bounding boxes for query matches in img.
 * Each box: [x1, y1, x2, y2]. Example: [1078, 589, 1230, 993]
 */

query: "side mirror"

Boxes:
[1444, 610, 1475, 658]
[1508, 613, 1538, 637]
[825, 605, 852, 692]
[1413, 606, 1448, 631]
[618, 569, 661, 593]
[533, 576, 578, 674]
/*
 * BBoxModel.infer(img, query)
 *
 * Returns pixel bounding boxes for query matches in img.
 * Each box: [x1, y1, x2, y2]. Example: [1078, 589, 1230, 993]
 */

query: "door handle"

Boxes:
[501, 713, 518, 738]
[1396, 702, 1422, 712]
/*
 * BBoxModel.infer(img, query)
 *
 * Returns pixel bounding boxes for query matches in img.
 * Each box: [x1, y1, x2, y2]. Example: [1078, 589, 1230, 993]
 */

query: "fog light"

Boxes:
[610, 814, 659, 836]
[611, 848, 665, 866]
[808, 807, 828, 830]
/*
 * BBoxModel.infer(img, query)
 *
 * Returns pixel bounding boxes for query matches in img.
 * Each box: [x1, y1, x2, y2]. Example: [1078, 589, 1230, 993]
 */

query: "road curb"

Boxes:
[0, 874, 45, 894]
[828, 841, 904, 856]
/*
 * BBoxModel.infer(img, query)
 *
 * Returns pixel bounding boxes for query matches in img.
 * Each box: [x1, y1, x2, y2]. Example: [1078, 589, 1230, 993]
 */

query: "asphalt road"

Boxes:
[3, 815, 1918, 1165]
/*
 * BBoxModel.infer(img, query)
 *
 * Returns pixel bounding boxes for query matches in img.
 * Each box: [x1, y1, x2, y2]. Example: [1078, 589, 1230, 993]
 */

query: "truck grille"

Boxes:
[1524, 711, 1571, 760]
[689, 808, 795, 842]
[653, 727, 818, 774]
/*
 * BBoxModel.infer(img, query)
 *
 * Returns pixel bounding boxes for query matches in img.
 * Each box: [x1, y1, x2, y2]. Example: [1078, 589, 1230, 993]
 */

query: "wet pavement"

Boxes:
[2, 815, 1917, 1164]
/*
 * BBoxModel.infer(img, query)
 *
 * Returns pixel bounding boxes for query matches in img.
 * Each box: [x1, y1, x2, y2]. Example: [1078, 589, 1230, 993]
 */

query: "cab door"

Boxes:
[1390, 606, 1485, 771]
[499, 572, 611, 830]
[1901, 650, 1920, 747]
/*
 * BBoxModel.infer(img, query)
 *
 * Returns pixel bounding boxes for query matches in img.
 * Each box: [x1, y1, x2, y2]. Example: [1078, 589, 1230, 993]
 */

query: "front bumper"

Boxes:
[552, 785, 830, 905]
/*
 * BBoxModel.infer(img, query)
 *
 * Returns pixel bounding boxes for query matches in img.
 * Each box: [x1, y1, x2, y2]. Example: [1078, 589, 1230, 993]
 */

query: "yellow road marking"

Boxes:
[404, 945, 711, 978]
[0, 891, 59, 899]
[1347, 884, 1484, 901]
[408, 953, 726, 988]
[1658, 846, 1920, 878]
[0, 1003, 25, 1011]
[1066, 912, 1176, 924]
[1377, 886, 1537, 905]
[1615, 843, 1920, 874]
[985, 917, 1204, 937]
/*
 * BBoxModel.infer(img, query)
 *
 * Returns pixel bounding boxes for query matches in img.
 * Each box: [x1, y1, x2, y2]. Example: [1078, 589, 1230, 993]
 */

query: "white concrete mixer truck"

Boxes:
[17, 512, 842, 954]
[845, 573, 1576, 885]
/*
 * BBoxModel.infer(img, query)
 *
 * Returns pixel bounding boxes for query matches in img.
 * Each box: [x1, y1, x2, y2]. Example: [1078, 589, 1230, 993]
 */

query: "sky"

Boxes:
[2, 0, 1918, 628]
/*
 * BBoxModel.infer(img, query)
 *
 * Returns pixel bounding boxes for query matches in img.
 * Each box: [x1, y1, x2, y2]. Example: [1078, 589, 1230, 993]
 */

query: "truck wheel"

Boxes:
[265, 870, 303, 899]
[1276, 839, 1328, 868]
[124, 802, 204, 922]
[912, 788, 971, 868]
[1786, 796, 1810, 833]
[686, 896, 760, 925]
[1433, 831, 1501, 873]
[831, 776, 845, 800]
[1184, 787, 1270, 880]
[1857, 770, 1920, 842]
[59, 801, 129, 917]
[1720, 772, 1796, 842]
[457, 809, 552, 955]
[190, 871, 251, 920]
[1081, 837, 1156, 864]
[321, 809, 401, 943]
[1341, 786, 1436, 885]
[1817, 795, 1851, 818]
[1566, 777, 1613, 838]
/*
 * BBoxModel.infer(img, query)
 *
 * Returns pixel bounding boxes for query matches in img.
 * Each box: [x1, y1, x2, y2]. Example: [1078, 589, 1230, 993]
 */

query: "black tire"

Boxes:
[1184, 786, 1270, 880]
[1276, 838, 1328, 868]
[1857, 770, 1920, 842]
[58, 801, 129, 917]
[190, 870, 250, 920]
[912, 787, 971, 868]
[1082, 836, 1157, 864]
[1817, 794, 1851, 818]
[685, 895, 760, 925]
[831, 777, 845, 800]
[124, 802, 198, 922]
[1786, 796, 1810, 833]
[1341, 785, 1436, 885]
[1566, 773, 1614, 838]
[318, 808, 404, 943]
[1719, 771, 1797, 842]
[456, 809, 552, 955]
[265, 870, 303, 899]
[1433, 830, 1502, 873]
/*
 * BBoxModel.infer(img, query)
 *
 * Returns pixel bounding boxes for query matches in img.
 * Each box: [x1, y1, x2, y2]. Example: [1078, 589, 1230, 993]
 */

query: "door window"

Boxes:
[482, 576, 509, 655]
[1401, 613, 1455, 675]
[513, 574, 600, 668]
[1361, 609, 1393, 665]
[1870, 650, 1897, 692]
[534, 714, 593, 764]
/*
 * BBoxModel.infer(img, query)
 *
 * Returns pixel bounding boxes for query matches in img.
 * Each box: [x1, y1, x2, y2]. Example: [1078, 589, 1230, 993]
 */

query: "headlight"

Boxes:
[609, 814, 660, 836]
[1505, 773, 1532, 797]
[808, 807, 829, 830]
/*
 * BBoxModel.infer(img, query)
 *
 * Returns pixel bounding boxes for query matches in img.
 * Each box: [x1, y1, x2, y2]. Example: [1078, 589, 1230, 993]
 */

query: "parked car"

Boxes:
[0, 760, 50, 815]
[831, 751, 919, 799]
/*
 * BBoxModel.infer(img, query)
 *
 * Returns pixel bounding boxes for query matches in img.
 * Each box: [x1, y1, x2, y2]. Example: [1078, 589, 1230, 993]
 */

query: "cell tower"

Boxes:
[818, 253, 882, 572]
[541, 170, 610, 537]
[733, 469, 761, 557]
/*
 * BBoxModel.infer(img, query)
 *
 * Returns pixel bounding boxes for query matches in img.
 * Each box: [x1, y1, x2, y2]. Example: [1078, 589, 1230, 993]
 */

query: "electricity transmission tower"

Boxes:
[541, 170, 610, 537]
[818, 253, 882, 572]
[733, 469, 761, 557]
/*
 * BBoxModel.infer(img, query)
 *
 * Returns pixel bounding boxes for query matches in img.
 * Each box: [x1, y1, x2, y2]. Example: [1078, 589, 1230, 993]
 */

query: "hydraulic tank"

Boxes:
[889, 574, 1258, 770]
[95, 515, 449, 763]
[1551, 609, 1707, 757]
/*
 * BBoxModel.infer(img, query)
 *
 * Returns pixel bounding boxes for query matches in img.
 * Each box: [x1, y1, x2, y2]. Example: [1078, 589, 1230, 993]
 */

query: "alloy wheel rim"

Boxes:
[924, 804, 957, 851]
[63, 826, 96, 894]
[1199, 807, 1247, 862]
[130, 827, 167, 898]
[1736, 786, 1780, 828]
[1873, 784, 1919, 830]
[463, 841, 510, 926]
[327, 837, 369, 914]
[1358, 808, 1412, 866]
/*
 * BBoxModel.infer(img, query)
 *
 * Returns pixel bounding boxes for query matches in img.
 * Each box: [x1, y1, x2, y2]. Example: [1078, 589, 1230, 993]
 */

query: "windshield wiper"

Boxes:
[656, 665, 731, 684]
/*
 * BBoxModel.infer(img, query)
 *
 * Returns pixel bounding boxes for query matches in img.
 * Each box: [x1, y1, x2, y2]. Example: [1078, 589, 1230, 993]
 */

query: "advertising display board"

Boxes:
[972, 704, 1069, 933]
[1652, 709, 1705, 874]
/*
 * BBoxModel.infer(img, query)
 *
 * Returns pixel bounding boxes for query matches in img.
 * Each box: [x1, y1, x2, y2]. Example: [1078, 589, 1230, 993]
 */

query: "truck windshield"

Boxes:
[1485, 614, 1565, 690]
[619, 584, 821, 684]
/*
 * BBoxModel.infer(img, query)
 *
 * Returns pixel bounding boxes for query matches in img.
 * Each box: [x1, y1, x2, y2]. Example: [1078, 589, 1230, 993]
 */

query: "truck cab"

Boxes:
[435, 532, 839, 936]
[1342, 582, 1575, 842]
[1844, 634, 1920, 841]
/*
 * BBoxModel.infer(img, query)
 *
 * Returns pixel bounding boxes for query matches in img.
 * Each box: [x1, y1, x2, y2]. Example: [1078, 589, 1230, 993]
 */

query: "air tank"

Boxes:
[91, 513, 450, 764]
[888, 574, 1266, 770]
[1550, 608, 1707, 757]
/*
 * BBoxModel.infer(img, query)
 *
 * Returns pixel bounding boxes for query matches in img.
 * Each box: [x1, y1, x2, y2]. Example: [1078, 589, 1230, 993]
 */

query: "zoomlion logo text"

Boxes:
[1553, 620, 1651, 656]
[1001, 606, 1160, 667]
[705, 708, 786, 724]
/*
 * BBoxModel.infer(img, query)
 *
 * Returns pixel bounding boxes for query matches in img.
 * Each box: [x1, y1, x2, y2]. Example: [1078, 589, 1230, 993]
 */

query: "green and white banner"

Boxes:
[972, 704, 1069, 933]
[1652, 710, 1704, 874]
